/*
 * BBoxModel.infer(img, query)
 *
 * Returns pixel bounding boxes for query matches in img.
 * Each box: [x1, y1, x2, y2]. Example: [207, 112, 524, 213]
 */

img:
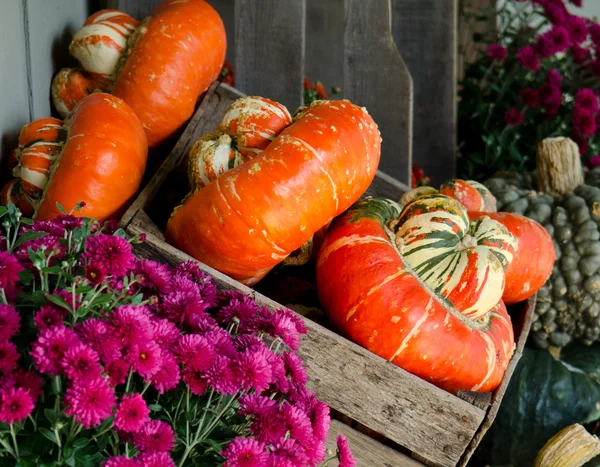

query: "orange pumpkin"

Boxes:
[166, 99, 381, 285]
[51, 68, 96, 118]
[111, 0, 226, 147]
[35, 93, 147, 221]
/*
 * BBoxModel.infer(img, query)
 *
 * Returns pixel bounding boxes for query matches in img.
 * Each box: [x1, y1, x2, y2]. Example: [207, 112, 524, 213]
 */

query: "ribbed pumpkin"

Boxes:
[188, 134, 243, 190]
[439, 179, 497, 212]
[392, 194, 517, 319]
[51, 69, 96, 119]
[166, 99, 381, 285]
[316, 197, 515, 393]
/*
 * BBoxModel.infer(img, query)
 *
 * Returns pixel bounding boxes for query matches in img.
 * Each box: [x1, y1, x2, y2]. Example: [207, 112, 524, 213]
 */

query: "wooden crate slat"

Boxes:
[343, 0, 413, 186]
[106, 0, 161, 18]
[391, 0, 458, 185]
[328, 420, 425, 466]
[127, 223, 486, 467]
[234, 0, 305, 112]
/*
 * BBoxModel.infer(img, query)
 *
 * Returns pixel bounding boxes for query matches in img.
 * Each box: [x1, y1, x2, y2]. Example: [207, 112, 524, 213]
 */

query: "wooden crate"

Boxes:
[119, 82, 534, 467]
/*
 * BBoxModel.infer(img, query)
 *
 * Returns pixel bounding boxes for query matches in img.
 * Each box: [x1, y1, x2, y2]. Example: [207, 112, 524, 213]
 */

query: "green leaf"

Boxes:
[38, 427, 59, 445]
[148, 404, 162, 412]
[56, 203, 67, 215]
[0, 206, 8, 218]
[13, 231, 48, 249]
[20, 217, 33, 225]
[47, 294, 72, 312]
[44, 408, 59, 424]
[112, 228, 126, 238]
[72, 438, 89, 449]
[200, 438, 224, 453]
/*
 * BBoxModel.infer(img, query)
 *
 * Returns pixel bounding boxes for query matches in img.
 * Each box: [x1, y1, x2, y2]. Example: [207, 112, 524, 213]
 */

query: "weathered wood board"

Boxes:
[234, 0, 305, 112]
[106, 0, 161, 18]
[343, 0, 413, 186]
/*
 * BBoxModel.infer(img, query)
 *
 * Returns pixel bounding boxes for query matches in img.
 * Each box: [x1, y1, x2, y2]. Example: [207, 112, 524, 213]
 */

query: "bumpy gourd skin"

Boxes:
[485, 169, 600, 348]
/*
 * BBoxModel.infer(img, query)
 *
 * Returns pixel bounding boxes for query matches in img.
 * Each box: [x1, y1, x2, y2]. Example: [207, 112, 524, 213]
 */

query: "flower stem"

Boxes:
[125, 369, 133, 394]
[177, 390, 215, 467]
[197, 395, 238, 441]
[0, 437, 17, 459]
[0, 288, 7, 305]
[9, 424, 19, 459]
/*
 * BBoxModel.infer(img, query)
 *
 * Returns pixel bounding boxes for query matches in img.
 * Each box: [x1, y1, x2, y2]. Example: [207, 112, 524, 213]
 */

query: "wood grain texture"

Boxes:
[391, 0, 457, 186]
[343, 0, 413, 186]
[327, 420, 425, 467]
[209, 0, 235, 63]
[106, 0, 161, 18]
[127, 221, 486, 467]
[25, 0, 91, 119]
[0, 1, 30, 177]
[458, 0, 496, 81]
[364, 170, 411, 200]
[234, 0, 305, 112]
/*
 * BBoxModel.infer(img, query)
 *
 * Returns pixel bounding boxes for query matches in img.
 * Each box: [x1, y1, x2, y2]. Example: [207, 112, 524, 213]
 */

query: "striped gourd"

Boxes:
[188, 133, 244, 190]
[393, 194, 517, 319]
[215, 96, 292, 159]
[439, 179, 497, 212]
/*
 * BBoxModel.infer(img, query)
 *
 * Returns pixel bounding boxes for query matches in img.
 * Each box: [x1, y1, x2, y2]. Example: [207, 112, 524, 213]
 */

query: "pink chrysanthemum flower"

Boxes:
[111, 306, 154, 347]
[182, 368, 209, 396]
[133, 420, 175, 452]
[221, 437, 269, 467]
[0, 252, 23, 289]
[25, 220, 66, 238]
[16, 236, 65, 266]
[128, 340, 163, 379]
[574, 109, 597, 137]
[234, 335, 268, 352]
[571, 44, 589, 64]
[151, 319, 180, 350]
[115, 393, 150, 433]
[575, 89, 599, 114]
[0, 305, 20, 340]
[259, 309, 302, 351]
[543, 3, 567, 25]
[77, 319, 122, 364]
[517, 46, 540, 71]
[31, 325, 80, 375]
[268, 438, 309, 467]
[161, 283, 209, 326]
[150, 352, 181, 394]
[173, 334, 215, 372]
[106, 359, 130, 387]
[136, 259, 172, 293]
[539, 83, 562, 109]
[0, 387, 34, 424]
[62, 344, 102, 382]
[82, 234, 134, 277]
[587, 154, 600, 169]
[504, 108, 524, 126]
[281, 402, 313, 445]
[204, 329, 237, 358]
[217, 296, 259, 331]
[336, 435, 357, 467]
[53, 214, 84, 230]
[267, 350, 289, 393]
[591, 23, 600, 47]
[309, 401, 331, 448]
[135, 452, 175, 467]
[487, 44, 507, 61]
[519, 88, 540, 109]
[546, 69, 562, 87]
[568, 16, 588, 44]
[174, 261, 210, 283]
[280, 309, 307, 335]
[102, 456, 137, 467]
[64, 377, 116, 428]
[205, 355, 240, 395]
[7, 369, 43, 403]
[33, 305, 66, 330]
[572, 132, 589, 155]
[100, 219, 119, 234]
[234, 349, 273, 393]
[85, 263, 107, 285]
[283, 352, 308, 386]
[250, 412, 288, 444]
[187, 313, 219, 334]
[0, 341, 19, 374]
[238, 394, 278, 417]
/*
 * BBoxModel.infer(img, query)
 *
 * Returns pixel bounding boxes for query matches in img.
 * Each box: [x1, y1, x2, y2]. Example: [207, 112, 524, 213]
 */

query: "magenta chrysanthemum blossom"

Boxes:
[575, 89, 599, 114]
[0, 305, 20, 340]
[53, 214, 84, 230]
[174, 261, 210, 283]
[587, 154, 600, 169]
[572, 132, 589, 155]
[82, 234, 134, 277]
[268, 438, 309, 467]
[205, 355, 240, 395]
[160, 283, 209, 326]
[8, 369, 43, 403]
[221, 437, 269, 467]
[519, 88, 540, 108]
[217, 297, 259, 331]
[0, 387, 34, 424]
[546, 69, 562, 87]
[217, 290, 248, 308]
[64, 377, 116, 428]
[128, 340, 163, 379]
[234, 335, 268, 352]
[0, 252, 23, 289]
[543, 3, 567, 25]
[517, 45, 540, 71]
[573, 109, 597, 137]
[150, 352, 181, 393]
[133, 420, 175, 452]
[33, 305, 66, 330]
[336, 435, 357, 467]
[182, 368, 209, 395]
[259, 309, 302, 351]
[115, 393, 150, 433]
[85, 263, 107, 285]
[135, 452, 175, 467]
[591, 23, 600, 46]
[571, 44, 589, 64]
[31, 325, 80, 375]
[283, 352, 308, 386]
[567, 16, 588, 43]
[267, 351, 288, 394]
[111, 305, 154, 346]
[62, 344, 102, 382]
[536, 26, 571, 57]
[487, 44, 507, 61]
[173, 334, 215, 372]
[539, 83, 562, 109]
[238, 394, 278, 417]
[281, 402, 313, 445]
[204, 329, 237, 358]
[76, 319, 122, 364]
[234, 349, 273, 393]
[0, 341, 19, 374]
[151, 319, 180, 350]
[136, 259, 172, 293]
[25, 220, 66, 238]
[187, 313, 219, 334]
[16, 236, 65, 266]
[100, 219, 119, 234]
[106, 359, 130, 387]
[102, 456, 137, 467]
[279, 309, 307, 335]
[308, 401, 331, 447]
[504, 108, 524, 126]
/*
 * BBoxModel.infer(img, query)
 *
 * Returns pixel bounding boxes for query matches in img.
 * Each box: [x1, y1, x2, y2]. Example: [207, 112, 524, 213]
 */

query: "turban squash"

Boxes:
[52, 0, 227, 148]
[2, 93, 147, 222]
[316, 196, 517, 393]
[166, 99, 381, 285]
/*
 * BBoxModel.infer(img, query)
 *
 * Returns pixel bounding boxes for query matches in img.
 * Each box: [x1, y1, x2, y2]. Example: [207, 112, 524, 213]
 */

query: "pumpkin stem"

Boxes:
[457, 234, 477, 251]
[536, 137, 584, 195]
[534, 424, 600, 467]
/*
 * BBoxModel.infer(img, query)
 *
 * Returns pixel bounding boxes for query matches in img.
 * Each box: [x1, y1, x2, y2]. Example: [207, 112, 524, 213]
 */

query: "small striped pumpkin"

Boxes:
[188, 133, 244, 190]
[393, 194, 517, 319]
[51, 68, 96, 119]
[438, 179, 497, 212]
[316, 197, 515, 393]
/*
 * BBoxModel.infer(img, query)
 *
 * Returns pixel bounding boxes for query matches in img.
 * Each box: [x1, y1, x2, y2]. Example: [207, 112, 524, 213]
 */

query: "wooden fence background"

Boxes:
[0, 0, 459, 186]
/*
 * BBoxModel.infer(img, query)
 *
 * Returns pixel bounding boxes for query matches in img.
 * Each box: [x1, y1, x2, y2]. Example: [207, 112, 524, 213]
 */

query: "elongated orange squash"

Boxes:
[166, 99, 381, 285]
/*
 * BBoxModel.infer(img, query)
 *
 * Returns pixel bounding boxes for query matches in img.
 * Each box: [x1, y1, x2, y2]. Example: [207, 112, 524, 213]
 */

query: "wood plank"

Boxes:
[209, 0, 236, 63]
[365, 170, 411, 201]
[0, 0, 30, 177]
[106, 0, 161, 18]
[327, 420, 424, 467]
[24, 0, 91, 119]
[391, 0, 458, 186]
[343, 0, 413, 186]
[234, 0, 305, 112]
[127, 222, 486, 467]
[457, 295, 536, 466]
[458, 0, 497, 81]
